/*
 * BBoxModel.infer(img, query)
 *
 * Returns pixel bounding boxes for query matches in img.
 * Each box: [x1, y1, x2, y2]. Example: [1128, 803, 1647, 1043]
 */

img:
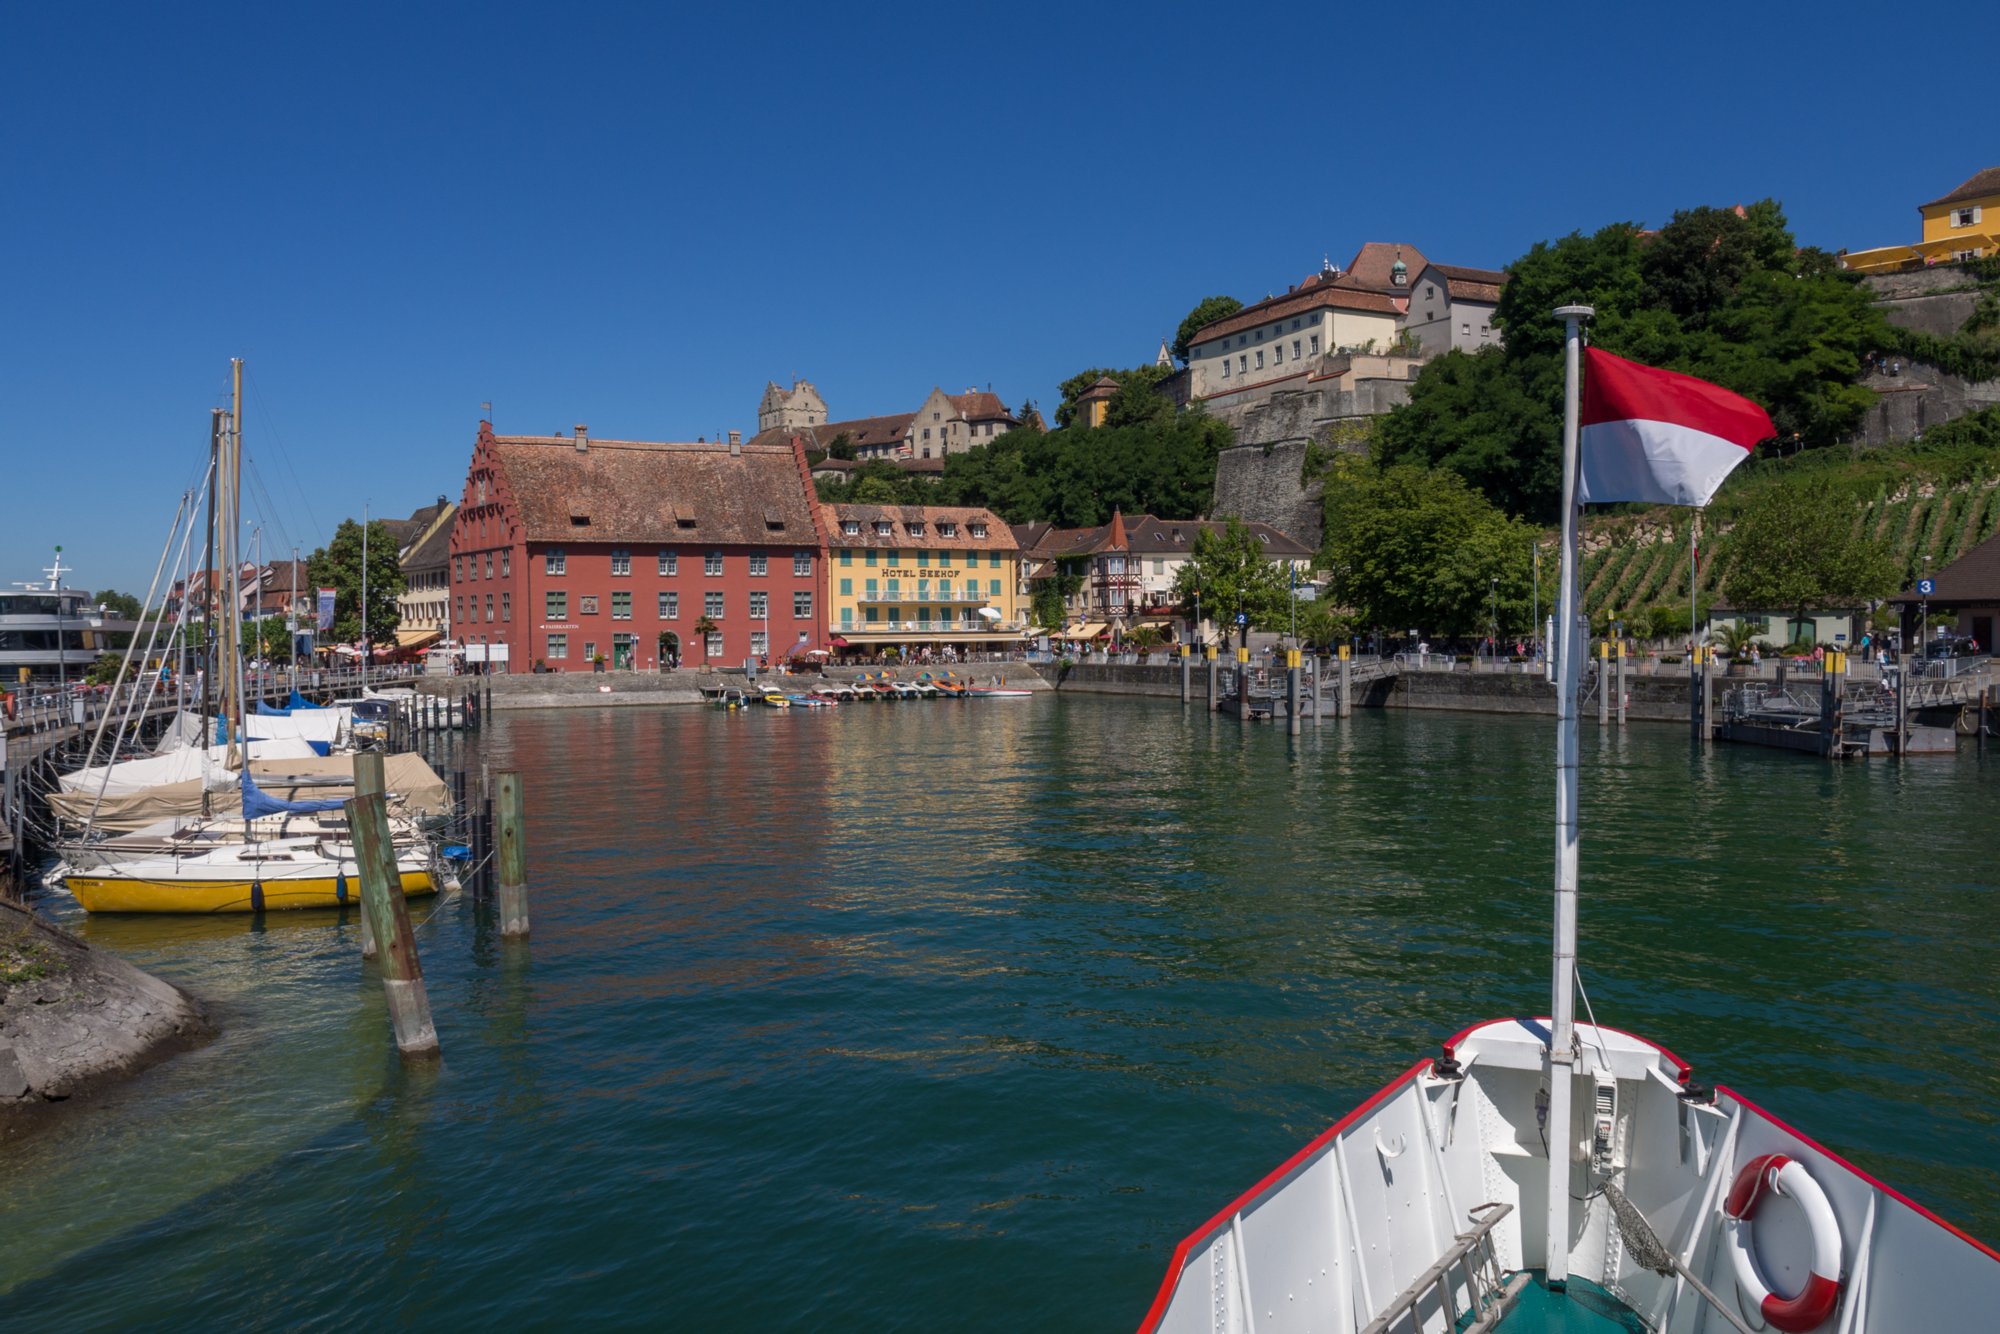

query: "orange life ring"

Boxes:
[1723, 1153, 1842, 1332]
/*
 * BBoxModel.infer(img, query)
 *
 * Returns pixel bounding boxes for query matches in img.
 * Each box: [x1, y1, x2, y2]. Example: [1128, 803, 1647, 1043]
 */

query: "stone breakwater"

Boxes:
[0, 901, 211, 1136]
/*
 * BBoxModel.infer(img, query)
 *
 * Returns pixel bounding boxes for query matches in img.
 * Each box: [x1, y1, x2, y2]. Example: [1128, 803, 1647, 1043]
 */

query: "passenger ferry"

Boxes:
[2, 553, 112, 687]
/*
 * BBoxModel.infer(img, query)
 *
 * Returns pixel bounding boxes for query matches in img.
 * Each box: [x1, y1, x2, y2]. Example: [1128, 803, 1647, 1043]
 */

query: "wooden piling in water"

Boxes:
[1286, 651, 1301, 736]
[1338, 645, 1353, 719]
[1179, 645, 1190, 704]
[353, 752, 385, 959]
[346, 788, 440, 1059]
[1236, 647, 1250, 725]
[1616, 640, 1628, 727]
[496, 770, 529, 938]
[1598, 640, 1610, 727]
[1205, 645, 1217, 711]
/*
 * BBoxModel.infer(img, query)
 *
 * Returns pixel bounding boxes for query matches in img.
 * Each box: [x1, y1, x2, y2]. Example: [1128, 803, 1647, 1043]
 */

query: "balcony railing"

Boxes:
[854, 590, 994, 605]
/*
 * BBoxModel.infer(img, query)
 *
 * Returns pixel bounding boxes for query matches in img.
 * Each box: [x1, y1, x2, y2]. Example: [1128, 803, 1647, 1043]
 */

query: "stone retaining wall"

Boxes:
[1033, 659, 1715, 722]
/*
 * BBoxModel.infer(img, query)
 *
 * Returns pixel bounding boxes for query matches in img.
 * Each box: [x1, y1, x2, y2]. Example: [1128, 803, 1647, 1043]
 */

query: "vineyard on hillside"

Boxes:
[1570, 407, 2000, 632]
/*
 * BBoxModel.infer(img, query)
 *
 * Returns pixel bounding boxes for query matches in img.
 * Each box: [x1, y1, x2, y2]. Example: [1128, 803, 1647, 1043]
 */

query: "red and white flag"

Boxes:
[1579, 348, 1774, 506]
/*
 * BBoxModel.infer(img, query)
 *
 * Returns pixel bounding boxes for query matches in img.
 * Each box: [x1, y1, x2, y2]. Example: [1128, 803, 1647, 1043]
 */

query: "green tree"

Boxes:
[1721, 480, 1898, 627]
[826, 432, 856, 461]
[1640, 201, 1797, 329]
[1169, 519, 1292, 640]
[92, 588, 143, 620]
[305, 518, 405, 648]
[937, 412, 1233, 528]
[1321, 462, 1535, 637]
[1173, 295, 1244, 364]
[1054, 365, 1173, 428]
[249, 615, 296, 662]
[1378, 203, 1893, 523]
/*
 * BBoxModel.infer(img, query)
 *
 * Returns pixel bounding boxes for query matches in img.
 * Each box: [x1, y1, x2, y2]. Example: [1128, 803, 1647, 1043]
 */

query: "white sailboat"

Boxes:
[1139, 309, 2000, 1333]
[53, 360, 438, 913]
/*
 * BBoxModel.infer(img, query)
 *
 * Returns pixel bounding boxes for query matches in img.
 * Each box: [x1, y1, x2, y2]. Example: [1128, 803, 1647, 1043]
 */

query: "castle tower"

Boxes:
[757, 378, 828, 433]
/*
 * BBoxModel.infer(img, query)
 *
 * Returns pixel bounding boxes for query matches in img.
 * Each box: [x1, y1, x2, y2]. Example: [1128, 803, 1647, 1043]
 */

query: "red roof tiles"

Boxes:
[1922, 167, 2000, 210]
[485, 433, 818, 547]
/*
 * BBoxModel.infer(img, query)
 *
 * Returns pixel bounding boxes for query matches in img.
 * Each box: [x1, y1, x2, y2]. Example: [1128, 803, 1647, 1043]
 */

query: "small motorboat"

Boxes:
[963, 687, 1034, 698]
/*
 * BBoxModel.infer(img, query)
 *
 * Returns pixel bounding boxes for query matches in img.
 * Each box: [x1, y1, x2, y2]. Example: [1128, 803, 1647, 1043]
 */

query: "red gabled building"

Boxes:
[449, 424, 827, 672]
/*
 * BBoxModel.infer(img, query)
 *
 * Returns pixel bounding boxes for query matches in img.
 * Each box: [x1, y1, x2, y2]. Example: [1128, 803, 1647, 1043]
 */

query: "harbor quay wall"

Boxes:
[471, 662, 1050, 710]
[1034, 660, 1715, 722]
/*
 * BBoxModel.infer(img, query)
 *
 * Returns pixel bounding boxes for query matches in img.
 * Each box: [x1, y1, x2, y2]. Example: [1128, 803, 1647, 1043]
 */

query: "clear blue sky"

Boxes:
[4, 2, 1995, 593]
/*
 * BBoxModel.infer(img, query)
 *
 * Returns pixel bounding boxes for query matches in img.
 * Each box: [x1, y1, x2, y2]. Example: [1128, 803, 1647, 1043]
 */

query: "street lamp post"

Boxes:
[1489, 575, 1499, 662]
[1532, 542, 1540, 663]
[1919, 554, 1931, 676]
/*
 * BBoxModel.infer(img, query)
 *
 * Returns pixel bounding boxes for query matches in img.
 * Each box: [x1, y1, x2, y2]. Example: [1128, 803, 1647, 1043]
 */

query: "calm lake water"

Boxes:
[3, 699, 1996, 1329]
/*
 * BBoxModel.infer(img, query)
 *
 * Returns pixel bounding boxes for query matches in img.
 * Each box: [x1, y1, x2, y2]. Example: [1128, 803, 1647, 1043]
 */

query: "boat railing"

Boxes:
[1358, 1200, 1522, 1334]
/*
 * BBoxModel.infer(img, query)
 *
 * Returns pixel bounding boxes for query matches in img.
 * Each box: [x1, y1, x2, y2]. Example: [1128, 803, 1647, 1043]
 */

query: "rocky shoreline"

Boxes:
[0, 899, 212, 1137]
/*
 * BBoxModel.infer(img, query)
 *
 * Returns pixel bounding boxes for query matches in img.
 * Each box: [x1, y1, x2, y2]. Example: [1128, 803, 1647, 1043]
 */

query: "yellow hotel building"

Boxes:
[823, 503, 1024, 652]
[1842, 166, 2000, 273]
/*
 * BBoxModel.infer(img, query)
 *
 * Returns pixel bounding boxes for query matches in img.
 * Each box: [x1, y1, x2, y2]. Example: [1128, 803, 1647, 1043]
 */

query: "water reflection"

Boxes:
[1, 700, 1994, 1329]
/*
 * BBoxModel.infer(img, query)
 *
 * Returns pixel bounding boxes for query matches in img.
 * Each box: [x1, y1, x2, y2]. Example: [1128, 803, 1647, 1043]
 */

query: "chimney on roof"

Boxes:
[728, 429, 742, 457]
[574, 424, 589, 452]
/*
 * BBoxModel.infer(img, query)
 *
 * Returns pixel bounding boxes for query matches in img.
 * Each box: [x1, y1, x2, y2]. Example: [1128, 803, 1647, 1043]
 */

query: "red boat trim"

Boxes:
[1718, 1083, 2000, 1265]
[1436, 1015, 1693, 1083]
[1135, 1059, 1431, 1334]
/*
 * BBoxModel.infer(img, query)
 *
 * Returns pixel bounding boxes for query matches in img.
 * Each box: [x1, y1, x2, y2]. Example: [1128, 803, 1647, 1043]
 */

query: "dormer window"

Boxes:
[906, 522, 925, 537]
[841, 520, 860, 536]
[939, 522, 957, 538]
[570, 514, 590, 527]
[676, 517, 697, 529]
[969, 522, 987, 538]
[874, 522, 892, 537]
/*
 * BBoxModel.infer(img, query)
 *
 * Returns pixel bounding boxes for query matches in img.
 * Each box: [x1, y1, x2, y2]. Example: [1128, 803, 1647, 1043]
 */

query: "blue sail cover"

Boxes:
[240, 765, 346, 818]
[256, 701, 291, 716]
[287, 691, 323, 709]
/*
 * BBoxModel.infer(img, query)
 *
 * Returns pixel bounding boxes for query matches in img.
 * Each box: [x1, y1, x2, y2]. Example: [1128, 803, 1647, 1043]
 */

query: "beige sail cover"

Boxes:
[50, 753, 452, 832]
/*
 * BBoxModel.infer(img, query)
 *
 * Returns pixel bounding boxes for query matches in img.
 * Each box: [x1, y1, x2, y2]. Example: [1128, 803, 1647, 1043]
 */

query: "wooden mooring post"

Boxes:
[1285, 649, 1301, 736]
[1339, 644, 1353, 719]
[496, 770, 529, 938]
[1235, 646, 1250, 726]
[1598, 640, 1610, 726]
[353, 752, 385, 958]
[1179, 644, 1191, 705]
[346, 784, 440, 1059]
[1616, 639, 1628, 727]
[1205, 644, 1217, 711]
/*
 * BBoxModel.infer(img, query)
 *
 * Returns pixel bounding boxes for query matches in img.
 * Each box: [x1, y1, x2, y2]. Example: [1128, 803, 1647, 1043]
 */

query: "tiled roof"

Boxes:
[1334, 241, 1430, 293]
[748, 411, 913, 453]
[1428, 263, 1507, 304]
[1020, 514, 1313, 560]
[945, 391, 1015, 423]
[1922, 167, 2000, 210]
[810, 454, 943, 476]
[1889, 528, 2000, 603]
[487, 433, 817, 547]
[824, 504, 1018, 551]
[1189, 285, 1402, 348]
[401, 506, 457, 570]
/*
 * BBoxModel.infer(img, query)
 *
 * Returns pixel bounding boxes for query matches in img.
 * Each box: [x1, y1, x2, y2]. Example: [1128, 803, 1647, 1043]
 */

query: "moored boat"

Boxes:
[1139, 309, 2000, 1332]
[64, 838, 434, 914]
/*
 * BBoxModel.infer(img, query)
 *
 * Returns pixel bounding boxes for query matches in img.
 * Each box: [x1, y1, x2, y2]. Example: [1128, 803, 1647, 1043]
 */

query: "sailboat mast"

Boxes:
[204, 408, 221, 783]
[222, 358, 245, 766]
[361, 502, 369, 676]
[1545, 304, 1593, 1287]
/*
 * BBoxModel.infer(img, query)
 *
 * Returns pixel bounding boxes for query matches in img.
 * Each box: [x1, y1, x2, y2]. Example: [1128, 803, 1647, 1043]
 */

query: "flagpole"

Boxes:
[1691, 508, 1702, 742]
[1546, 303, 1593, 1289]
